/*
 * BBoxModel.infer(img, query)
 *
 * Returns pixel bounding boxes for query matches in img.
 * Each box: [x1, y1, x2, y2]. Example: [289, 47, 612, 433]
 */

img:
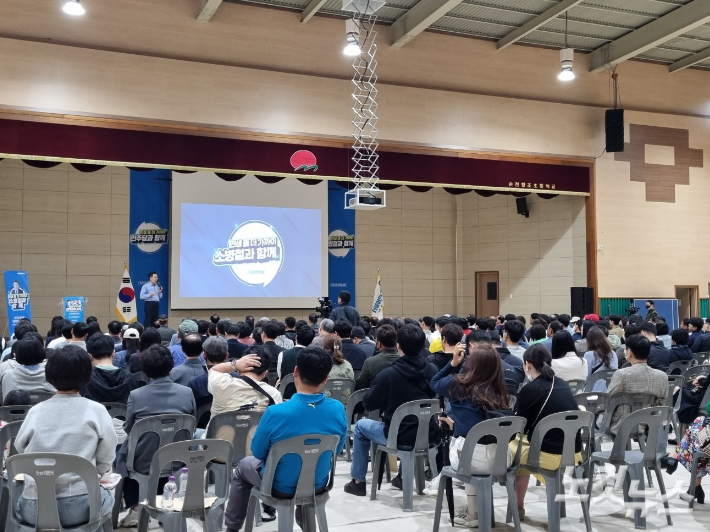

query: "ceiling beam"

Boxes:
[589, 0, 710, 73]
[496, 0, 586, 51]
[197, 0, 223, 21]
[301, 0, 329, 23]
[391, 0, 466, 48]
[669, 46, 710, 73]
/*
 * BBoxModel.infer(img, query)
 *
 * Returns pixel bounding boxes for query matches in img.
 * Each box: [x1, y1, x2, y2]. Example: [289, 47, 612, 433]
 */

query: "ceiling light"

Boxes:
[344, 18, 361, 56]
[63, 0, 85, 16]
[558, 48, 575, 81]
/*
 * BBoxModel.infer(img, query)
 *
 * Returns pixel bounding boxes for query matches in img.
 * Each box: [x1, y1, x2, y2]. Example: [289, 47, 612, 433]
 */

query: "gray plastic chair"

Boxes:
[682, 449, 710, 508]
[566, 379, 586, 395]
[0, 406, 32, 423]
[323, 378, 355, 405]
[433, 416, 526, 532]
[196, 402, 213, 428]
[584, 369, 616, 392]
[692, 352, 710, 366]
[277, 374, 294, 400]
[112, 413, 196, 527]
[204, 410, 263, 493]
[595, 392, 657, 451]
[587, 406, 673, 529]
[353, 369, 361, 381]
[244, 433, 340, 532]
[370, 399, 439, 511]
[6, 453, 112, 532]
[669, 359, 693, 375]
[511, 410, 594, 532]
[344, 389, 368, 462]
[0, 421, 23, 532]
[137, 439, 233, 532]
[684, 364, 710, 381]
[508, 396, 517, 410]
[28, 392, 54, 405]
[575, 392, 609, 416]
[101, 402, 127, 421]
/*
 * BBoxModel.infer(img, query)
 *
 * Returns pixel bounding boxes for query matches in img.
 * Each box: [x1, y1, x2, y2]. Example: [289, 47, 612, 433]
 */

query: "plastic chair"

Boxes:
[344, 389, 368, 462]
[244, 433, 340, 532]
[112, 414, 196, 527]
[353, 369, 361, 381]
[433, 417, 526, 532]
[587, 406, 673, 529]
[684, 364, 710, 381]
[101, 402, 127, 421]
[27, 392, 54, 405]
[370, 399, 439, 511]
[196, 402, 212, 429]
[566, 379, 586, 395]
[595, 392, 657, 451]
[0, 406, 32, 423]
[669, 359, 693, 375]
[137, 439, 233, 532]
[511, 410, 594, 532]
[691, 352, 710, 366]
[509, 396, 517, 410]
[6, 453, 112, 532]
[204, 410, 263, 494]
[584, 369, 616, 392]
[666, 375, 684, 408]
[277, 374, 294, 400]
[323, 378, 355, 405]
[682, 449, 710, 508]
[575, 393, 609, 416]
[0, 421, 23, 531]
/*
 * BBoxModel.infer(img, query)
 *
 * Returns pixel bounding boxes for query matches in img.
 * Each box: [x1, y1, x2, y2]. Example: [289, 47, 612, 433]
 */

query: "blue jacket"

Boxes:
[251, 392, 346, 495]
[430, 363, 485, 438]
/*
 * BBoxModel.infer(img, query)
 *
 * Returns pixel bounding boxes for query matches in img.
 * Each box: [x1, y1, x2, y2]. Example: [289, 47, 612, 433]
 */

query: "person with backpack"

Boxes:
[428, 344, 512, 527]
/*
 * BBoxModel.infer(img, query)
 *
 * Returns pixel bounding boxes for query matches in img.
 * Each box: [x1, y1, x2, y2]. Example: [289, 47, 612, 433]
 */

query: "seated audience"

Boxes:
[512, 344, 581, 520]
[322, 334, 354, 405]
[127, 327, 162, 374]
[311, 318, 334, 348]
[224, 348, 346, 532]
[237, 321, 255, 346]
[669, 328, 693, 366]
[334, 319, 367, 371]
[169, 334, 207, 385]
[691, 318, 710, 353]
[2, 338, 56, 401]
[15, 344, 117, 528]
[528, 324, 547, 345]
[688, 317, 705, 350]
[113, 325, 141, 369]
[430, 344, 512, 527]
[226, 322, 248, 359]
[603, 334, 667, 436]
[107, 320, 123, 351]
[550, 331, 588, 382]
[278, 325, 315, 380]
[582, 327, 617, 391]
[261, 321, 284, 380]
[428, 322, 464, 371]
[639, 321, 671, 372]
[541, 320, 563, 351]
[468, 329, 522, 396]
[351, 326, 376, 358]
[45, 316, 64, 347]
[67, 321, 90, 351]
[47, 320, 73, 349]
[502, 320, 526, 359]
[356, 324, 399, 390]
[168, 319, 199, 367]
[344, 324, 437, 496]
[574, 320, 595, 356]
[115, 345, 196, 527]
[656, 321, 672, 348]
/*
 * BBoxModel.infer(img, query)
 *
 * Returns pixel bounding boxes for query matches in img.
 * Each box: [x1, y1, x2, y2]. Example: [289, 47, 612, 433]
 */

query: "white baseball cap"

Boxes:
[570, 316, 580, 323]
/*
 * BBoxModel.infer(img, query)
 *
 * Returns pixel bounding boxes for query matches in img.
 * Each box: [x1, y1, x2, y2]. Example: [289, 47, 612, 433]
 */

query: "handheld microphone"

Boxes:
[157, 282, 162, 291]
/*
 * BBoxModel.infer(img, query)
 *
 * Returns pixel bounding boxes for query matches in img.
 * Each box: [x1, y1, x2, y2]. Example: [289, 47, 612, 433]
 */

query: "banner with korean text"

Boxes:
[328, 182, 356, 309]
[4, 270, 32, 337]
[63, 296, 86, 323]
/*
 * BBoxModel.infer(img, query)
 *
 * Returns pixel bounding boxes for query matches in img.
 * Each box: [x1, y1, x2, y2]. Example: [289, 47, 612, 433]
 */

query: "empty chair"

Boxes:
[584, 369, 616, 393]
[566, 379, 586, 395]
[433, 417, 526, 532]
[6, 453, 113, 532]
[137, 439, 233, 532]
[575, 392, 609, 416]
[587, 406, 674, 529]
[510, 410, 594, 532]
[244, 434, 340, 532]
[277, 374, 294, 400]
[101, 402, 127, 421]
[595, 392, 657, 451]
[0, 406, 32, 424]
[323, 378, 355, 405]
[205, 410, 263, 492]
[669, 359, 693, 375]
[370, 400, 439, 511]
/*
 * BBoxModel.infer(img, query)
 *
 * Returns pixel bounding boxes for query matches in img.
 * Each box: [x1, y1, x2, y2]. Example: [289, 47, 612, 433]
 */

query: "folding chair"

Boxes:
[669, 359, 693, 376]
[0, 406, 32, 423]
[323, 378, 355, 405]
[101, 402, 127, 421]
[277, 374, 294, 400]
[584, 369, 616, 392]
[0, 421, 23, 532]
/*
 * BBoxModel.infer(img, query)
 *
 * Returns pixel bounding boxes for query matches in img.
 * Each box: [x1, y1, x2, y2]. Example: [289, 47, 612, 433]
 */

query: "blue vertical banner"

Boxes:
[4, 271, 32, 336]
[129, 169, 171, 324]
[63, 296, 86, 323]
[328, 182, 356, 306]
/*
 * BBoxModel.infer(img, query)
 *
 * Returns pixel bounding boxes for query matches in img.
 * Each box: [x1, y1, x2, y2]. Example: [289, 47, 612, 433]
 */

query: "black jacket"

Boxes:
[341, 339, 367, 371]
[427, 351, 453, 371]
[363, 355, 438, 447]
[263, 341, 284, 374]
[692, 333, 710, 354]
[330, 305, 361, 326]
[227, 338, 248, 359]
[647, 340, 670, 373]
[669, 345, 693, 365]
[81, 366, 138, 403]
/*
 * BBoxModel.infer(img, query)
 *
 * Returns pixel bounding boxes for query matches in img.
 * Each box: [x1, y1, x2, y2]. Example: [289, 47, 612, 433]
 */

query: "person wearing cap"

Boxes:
[584, 314, 600, 325]
[169, 334, 207, 386]
[168, 320, 199, 367]
[156, 315, 176, 346]
[112, 326, 141, 369]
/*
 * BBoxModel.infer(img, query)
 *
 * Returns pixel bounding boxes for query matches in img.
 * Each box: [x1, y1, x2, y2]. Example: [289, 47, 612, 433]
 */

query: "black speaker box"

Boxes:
[515, 197, 529, 217]
[571, 287, 594, 318]
[605, 109, 624, 153]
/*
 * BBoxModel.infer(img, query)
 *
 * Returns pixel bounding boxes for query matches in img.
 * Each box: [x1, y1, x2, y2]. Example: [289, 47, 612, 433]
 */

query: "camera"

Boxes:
[625, 305, 639, 316]
[315, 296, 333, 320]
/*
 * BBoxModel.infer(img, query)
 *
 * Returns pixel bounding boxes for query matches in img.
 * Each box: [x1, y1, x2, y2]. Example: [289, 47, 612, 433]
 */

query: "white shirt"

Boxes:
[207, 372, 282, 418]
[507, 344, 527, 359]
[47, 337, 67, 349]
[551, 351, 589, 382]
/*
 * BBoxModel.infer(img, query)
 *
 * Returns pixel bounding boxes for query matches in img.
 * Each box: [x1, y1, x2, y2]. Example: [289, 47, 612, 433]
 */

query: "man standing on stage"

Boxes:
[139, 272, 162, 327]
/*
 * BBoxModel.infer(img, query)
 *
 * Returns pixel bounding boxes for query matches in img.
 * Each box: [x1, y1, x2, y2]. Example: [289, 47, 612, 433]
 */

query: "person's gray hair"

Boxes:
[320, 319, 335, 333]
[202, 335, 228, 357]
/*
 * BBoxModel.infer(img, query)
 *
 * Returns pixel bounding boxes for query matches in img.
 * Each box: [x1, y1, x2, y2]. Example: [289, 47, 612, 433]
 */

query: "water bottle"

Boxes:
[177, 467, 189, 499]
[162, 476, 177, 509]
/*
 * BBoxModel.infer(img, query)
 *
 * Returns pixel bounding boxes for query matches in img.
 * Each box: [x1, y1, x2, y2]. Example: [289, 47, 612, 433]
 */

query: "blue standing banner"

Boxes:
[129, 169, 171, 325]
[4, 270, 32, 337]
[328, 182, 356, 308]
[63, 296, 86, 323]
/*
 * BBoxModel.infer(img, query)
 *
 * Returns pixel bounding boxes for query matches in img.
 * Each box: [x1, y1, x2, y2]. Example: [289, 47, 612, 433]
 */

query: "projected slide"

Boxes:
[180, 204, 321, 298]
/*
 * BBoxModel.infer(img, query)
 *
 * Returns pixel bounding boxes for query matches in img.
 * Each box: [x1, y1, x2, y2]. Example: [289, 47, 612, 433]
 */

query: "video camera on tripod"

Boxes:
[315, 296, 333, 320]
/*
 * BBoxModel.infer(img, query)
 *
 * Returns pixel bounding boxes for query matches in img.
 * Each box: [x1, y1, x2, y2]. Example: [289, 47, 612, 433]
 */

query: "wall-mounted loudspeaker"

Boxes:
[516, 197, 529, 218]
[605, 109, 624, 153]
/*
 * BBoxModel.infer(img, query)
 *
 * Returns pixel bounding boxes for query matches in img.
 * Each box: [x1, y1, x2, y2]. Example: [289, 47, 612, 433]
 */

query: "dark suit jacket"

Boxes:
[227, 338, 248, 359]
[692, 333, 710, 354]
[115, 376, 196, 476]
[263, 341, 284, 375]
[341, 339, 367, 371]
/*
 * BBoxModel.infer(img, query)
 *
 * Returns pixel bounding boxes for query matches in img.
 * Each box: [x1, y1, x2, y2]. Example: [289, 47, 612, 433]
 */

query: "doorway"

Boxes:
[675, 285, 699, 320]
[475, 271, 499, 317]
